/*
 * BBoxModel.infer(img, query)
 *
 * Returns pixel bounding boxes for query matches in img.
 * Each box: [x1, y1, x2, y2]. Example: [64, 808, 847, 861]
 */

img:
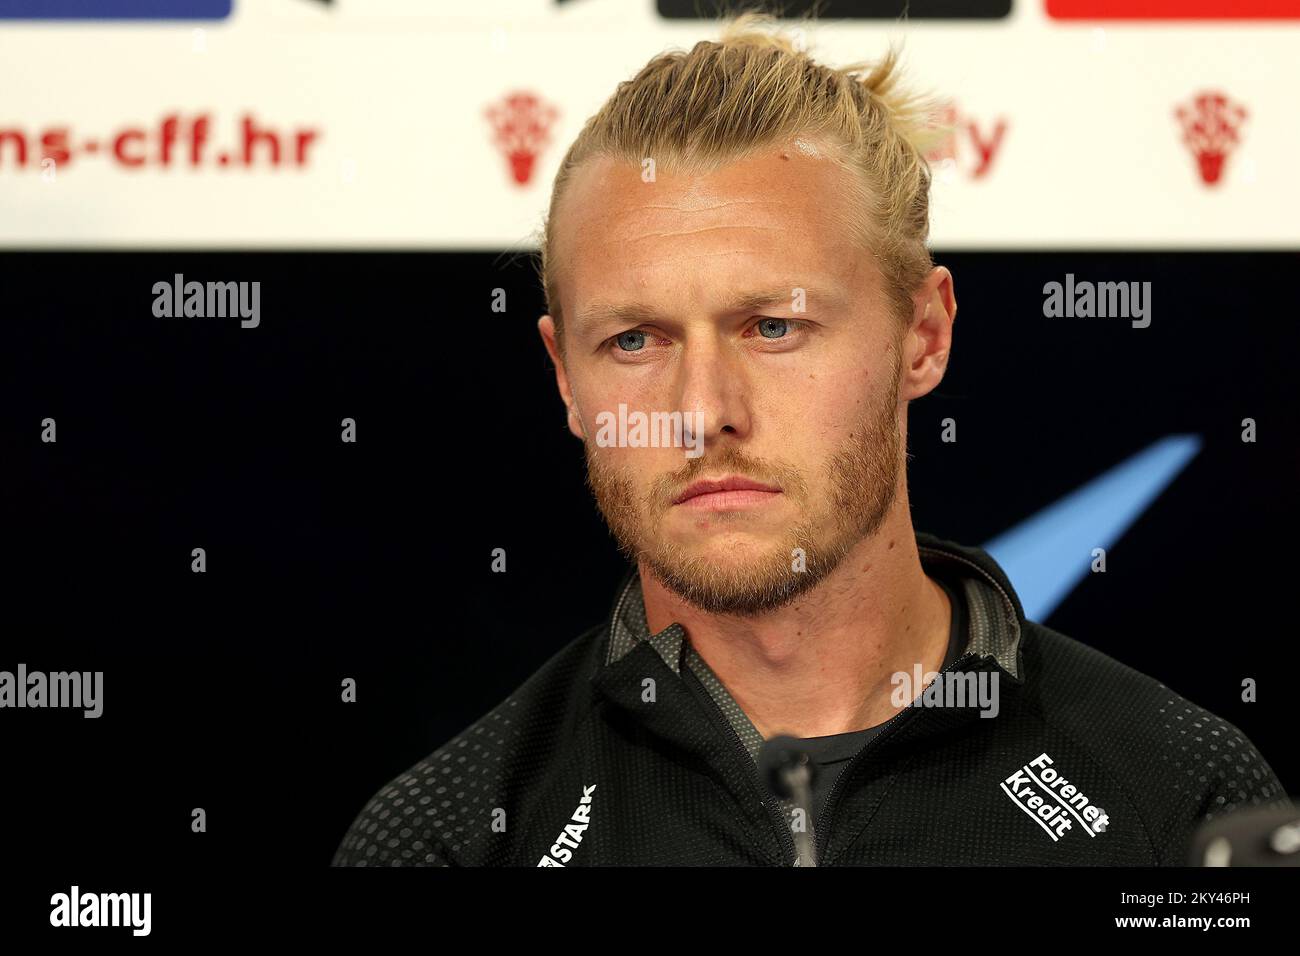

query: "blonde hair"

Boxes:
[538, 12, 945, 343]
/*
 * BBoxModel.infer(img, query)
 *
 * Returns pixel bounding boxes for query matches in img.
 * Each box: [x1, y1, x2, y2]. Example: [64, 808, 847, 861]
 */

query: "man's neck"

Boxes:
[640, 504, 951, 740]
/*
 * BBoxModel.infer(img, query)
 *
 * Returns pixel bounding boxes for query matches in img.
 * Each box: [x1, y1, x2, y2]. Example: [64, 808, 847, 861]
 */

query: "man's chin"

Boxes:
[658, 529, 782, 562]
[648, 567, 823, 617]
[640, 542, 829, 617]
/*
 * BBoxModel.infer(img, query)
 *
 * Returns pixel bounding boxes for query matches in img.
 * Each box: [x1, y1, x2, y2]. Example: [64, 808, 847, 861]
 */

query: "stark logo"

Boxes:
[536, 784, 597, 866]
[1000, 752, 1110, 843]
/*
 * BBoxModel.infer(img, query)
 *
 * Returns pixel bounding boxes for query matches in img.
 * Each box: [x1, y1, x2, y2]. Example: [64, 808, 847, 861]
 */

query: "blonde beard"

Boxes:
[583, 360, 902, 617]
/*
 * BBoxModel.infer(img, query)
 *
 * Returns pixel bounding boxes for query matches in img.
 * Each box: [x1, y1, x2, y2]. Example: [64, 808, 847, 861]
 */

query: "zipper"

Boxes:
[813, 647, 984, 864]
[608, 573, 799, 863]
[693, 674, 801, 866]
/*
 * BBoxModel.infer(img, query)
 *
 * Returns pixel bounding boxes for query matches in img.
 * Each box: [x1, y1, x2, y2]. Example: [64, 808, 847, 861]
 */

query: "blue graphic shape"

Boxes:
[0, 1, 231, 18]
[982, 434, 1203, 622]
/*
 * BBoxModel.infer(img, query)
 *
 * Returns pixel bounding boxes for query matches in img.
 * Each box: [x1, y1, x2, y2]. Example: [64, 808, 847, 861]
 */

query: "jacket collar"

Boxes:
[597, 530, 1027, 686]
[914, 530, 1026, 684]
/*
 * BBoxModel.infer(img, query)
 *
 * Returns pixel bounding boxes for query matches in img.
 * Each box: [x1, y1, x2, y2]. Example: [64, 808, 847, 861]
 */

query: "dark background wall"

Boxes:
[4, 249, 1295, 871]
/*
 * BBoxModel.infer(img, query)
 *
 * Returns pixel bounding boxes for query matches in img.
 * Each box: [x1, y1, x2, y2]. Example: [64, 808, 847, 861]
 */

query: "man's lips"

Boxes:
[672, 475, 783, 509]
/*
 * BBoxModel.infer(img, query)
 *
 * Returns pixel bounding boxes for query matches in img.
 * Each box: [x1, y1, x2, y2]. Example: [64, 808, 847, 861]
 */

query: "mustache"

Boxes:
[645, 446, 808, 509]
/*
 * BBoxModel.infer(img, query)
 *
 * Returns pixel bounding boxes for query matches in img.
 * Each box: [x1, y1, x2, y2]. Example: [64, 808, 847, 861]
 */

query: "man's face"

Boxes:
[543, 142, 908, 616]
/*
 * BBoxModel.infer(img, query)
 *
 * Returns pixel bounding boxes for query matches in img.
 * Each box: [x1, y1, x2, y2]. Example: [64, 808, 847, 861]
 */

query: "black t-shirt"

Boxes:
[800, 575, 969, 827]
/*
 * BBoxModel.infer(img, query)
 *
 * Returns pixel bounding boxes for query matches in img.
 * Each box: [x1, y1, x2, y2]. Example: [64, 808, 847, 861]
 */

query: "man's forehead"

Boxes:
[550, 148, 870, 321]
[558, 146, 852, 229]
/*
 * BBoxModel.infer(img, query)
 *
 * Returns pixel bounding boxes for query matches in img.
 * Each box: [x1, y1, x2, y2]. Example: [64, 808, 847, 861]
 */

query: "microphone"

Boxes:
[758, 734, 819, 867]
[1189, 805, 1300, 866]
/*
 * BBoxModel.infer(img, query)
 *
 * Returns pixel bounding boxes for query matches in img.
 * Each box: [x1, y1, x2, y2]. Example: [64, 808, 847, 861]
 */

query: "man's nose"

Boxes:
[674, 338, 752, 451]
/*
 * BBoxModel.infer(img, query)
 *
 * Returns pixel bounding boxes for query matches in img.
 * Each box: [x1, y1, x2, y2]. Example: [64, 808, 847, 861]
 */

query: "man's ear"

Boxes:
[538, 315, 587, 441]
[899, 266, 956, 403]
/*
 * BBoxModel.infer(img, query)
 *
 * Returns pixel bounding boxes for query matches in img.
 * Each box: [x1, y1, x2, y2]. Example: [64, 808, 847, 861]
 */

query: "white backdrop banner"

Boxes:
[0, 0, 1296, 247]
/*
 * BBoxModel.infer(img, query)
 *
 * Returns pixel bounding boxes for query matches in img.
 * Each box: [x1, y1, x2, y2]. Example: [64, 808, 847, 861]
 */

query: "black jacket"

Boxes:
[333, 532, 1290, 866]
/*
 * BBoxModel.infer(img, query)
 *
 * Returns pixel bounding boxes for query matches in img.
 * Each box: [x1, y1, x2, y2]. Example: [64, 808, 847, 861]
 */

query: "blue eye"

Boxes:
[615, 330, 647, 352]
[756, 317, 790, 339]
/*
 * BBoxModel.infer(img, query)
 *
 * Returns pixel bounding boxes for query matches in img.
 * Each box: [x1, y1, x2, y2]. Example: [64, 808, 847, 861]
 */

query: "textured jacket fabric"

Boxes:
[333, 531, 1290, 866]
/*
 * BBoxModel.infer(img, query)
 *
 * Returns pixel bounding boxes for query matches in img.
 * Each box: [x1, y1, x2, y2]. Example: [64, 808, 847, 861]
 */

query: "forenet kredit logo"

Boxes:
[1000, 752, 1109, 843]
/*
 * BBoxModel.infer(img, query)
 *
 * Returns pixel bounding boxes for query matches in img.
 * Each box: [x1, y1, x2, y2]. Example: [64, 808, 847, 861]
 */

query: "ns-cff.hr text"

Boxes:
[0, 113, 320, 170]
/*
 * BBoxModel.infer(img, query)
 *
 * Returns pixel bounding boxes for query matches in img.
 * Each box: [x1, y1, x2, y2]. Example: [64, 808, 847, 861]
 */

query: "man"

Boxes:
[333, 15, 1288, 866]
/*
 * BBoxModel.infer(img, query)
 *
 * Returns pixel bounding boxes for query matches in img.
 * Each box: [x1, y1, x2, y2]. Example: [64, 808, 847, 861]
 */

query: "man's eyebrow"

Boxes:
[573, 286, 840, 331]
